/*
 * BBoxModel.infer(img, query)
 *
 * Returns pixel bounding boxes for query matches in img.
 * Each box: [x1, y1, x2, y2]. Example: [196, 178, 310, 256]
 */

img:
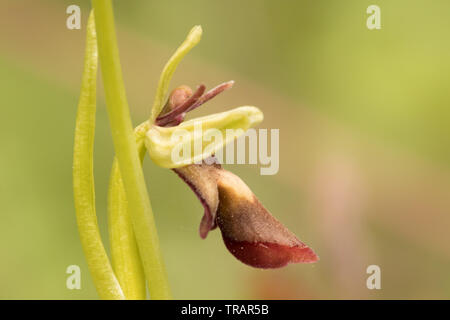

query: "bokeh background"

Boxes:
[1, 0, 449, 299]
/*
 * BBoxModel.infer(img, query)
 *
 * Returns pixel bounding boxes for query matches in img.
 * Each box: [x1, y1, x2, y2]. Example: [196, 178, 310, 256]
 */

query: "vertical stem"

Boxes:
[73, 11, 124, 300]
[91, 0, 171, 299]
[108, 156, 146, 300]
[108, 122, 150, 300]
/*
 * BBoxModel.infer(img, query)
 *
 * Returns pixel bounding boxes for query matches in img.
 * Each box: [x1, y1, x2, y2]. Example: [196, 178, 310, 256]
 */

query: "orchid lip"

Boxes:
[171, 158, 319, 269]
[222, 237, 319, 269]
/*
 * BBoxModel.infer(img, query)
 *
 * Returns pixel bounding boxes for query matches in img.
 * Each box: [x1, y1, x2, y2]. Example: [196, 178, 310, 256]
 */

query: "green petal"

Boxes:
[145, 106, 264, 168]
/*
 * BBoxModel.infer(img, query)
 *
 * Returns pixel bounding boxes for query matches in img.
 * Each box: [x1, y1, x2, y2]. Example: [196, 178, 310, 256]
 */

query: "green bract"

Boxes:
[149, 26, 202, 123]
[73, 11, 125, 300]
[145, 106, 263, 168]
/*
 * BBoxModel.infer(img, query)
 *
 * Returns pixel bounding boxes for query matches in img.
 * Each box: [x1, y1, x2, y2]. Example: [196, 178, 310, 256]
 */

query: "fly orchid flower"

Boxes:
[150, 83, 319, 268]
[75, 7, 318, 300]
[138, 26, 318, 269]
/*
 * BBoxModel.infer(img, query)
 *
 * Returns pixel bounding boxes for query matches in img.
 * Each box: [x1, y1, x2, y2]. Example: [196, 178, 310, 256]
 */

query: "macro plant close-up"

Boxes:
[2, 0, 450, 307]
[73, 2, 318, 300]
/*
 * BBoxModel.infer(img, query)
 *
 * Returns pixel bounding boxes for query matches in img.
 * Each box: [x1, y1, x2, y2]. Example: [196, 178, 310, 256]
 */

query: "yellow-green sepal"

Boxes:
[145, 106, 263, 168]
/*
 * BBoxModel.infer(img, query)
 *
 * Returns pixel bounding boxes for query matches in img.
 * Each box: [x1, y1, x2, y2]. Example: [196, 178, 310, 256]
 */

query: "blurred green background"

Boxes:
[0, 0, 449, 299]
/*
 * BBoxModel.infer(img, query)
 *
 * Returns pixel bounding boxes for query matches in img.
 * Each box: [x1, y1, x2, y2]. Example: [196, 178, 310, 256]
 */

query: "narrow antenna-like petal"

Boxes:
[156, 85, 206, 127]
[186, 81, 234, 113]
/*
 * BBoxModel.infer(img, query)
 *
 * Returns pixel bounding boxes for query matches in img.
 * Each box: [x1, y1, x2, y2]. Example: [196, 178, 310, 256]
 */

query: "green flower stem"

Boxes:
[91, 0, 171, 299]
[73, 11, 125, 300]
[108, 122, 149, 300]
